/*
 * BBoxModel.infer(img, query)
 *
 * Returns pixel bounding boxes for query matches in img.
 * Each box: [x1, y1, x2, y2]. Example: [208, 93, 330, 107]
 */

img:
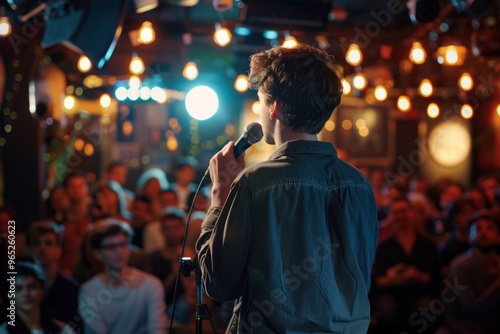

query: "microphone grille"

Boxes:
[244, 122, 263, 144]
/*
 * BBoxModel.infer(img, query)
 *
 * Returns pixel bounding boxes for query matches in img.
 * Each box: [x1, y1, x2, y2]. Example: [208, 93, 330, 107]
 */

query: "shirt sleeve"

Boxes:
[196, 181, 253, 301]
[146, 277, 168, 334]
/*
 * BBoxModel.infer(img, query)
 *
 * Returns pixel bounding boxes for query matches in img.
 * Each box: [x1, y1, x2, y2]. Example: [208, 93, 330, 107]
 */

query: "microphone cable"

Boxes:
[168, 168, 217, 334]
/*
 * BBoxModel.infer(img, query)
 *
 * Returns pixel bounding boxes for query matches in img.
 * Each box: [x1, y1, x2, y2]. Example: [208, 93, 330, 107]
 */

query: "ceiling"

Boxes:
[2, 0, 500, 95]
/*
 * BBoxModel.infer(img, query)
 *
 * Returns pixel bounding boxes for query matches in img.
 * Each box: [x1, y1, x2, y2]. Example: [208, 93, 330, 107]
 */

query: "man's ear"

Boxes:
[269, 101, 280, 120]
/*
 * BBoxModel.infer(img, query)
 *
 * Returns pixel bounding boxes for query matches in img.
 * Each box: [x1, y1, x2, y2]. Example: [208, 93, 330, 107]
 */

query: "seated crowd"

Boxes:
[0, 160, 499, 334]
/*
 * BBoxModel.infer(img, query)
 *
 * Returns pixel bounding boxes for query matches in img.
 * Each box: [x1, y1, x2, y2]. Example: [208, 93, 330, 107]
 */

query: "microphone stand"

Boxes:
[180, 256, 217, 334]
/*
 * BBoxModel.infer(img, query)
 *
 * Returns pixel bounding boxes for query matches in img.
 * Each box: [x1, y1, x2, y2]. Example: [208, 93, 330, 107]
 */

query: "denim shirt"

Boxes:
[197, 140, 379, 333]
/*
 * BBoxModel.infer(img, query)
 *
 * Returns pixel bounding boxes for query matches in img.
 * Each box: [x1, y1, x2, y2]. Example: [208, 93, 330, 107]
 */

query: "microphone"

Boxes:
[233, 122, 263, 158]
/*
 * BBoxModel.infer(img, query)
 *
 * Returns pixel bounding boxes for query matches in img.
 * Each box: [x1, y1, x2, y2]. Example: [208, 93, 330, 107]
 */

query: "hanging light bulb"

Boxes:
[77, 55, 92, 73]
[418, 78, 433, 97]
[436, 45, 467, 66]
[427, 103, 440, 118]
[183, 62, 198, 80]
[346, 43, 363, 66]
[129, 53, 145, 75]
[342, 79, 351, 95]
[100, 94, 111, 108]
[234, 74, 249, 92]
[214, 22, 231, 47]
[138, 21, 156, 44]
[461, 104, 473, 119]
[374, 85, 387, 101]
[0, 16, 12, 37]
[352, 73, 368, 90]
[283, 32, 299, 48]
[458, 72, 473, 91]
[397, 95, 411, 112]
[129, 75, 142, 89]
[409, 41, 426, 64]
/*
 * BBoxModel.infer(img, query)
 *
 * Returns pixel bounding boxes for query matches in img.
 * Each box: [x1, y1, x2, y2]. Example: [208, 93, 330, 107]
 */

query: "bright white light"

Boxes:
[342, 79, 351, 95]
[78, 55, 92, 73]
[185, 86, 219, 120]
[100, 93, 111, 108]
[64, 95, 75, 109]
[374, 85, 387, 101]
[234, 74, 249, 92]
[183, 62, 198, 80]
[140, 86, 151, 100]
[115, 87, 128, 101]
[127, 88, 140, 101]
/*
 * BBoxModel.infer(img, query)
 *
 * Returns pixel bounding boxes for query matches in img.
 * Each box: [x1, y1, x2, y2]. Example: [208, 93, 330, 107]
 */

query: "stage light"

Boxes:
[214, 23, 231, 47]
[458, 72, 473, 91]
[77, 55, 92, 73]
[427, 103, 440, 118]
[409, 42, 427, 64]
[138, 21, 156, 44]
[346, 43, 363, 66]
[129, 53, 145, 75]
[183, 62, 198, 80]
[185, 86, 218, 120]
[397, 95, 411, 112]
[418, 79, 433, 97]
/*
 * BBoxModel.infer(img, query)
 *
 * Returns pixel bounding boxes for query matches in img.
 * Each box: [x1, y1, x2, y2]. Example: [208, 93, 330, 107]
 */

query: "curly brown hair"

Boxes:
[248, 44, 343, 134]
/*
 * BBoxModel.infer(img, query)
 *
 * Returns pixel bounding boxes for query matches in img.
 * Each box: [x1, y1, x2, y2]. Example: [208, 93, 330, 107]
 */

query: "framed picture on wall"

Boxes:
[322, 97, 394, 166]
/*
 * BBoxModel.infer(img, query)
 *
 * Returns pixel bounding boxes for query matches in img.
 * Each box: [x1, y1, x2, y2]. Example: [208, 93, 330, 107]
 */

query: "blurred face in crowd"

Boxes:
[108, 165, 127, 186]
[390, 200, 414, 231]
[30, 232, 61, 267]
[470, 219, 500, 251]
[131, 200, 152, 226]
[479, 177, 498, 204]
[161, 216, 185, 247]
[49, 187, 70, 212]
[160, 191, 179, 209]
[16, 276, 44, 313]
[466, 189, 487, 211]
[454, 204, 476, 231]
[96, 233, 130, 271]
[96, 187, 120, 216]
[65, 176, 89, 204]
[440, 184, 463, 209]
[175, 165, 196, 187]
[143, 178, 162, 199]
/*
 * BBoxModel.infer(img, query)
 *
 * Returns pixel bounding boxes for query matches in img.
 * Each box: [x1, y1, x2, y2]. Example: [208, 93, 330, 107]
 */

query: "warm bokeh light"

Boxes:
[74, 138, 85, 151]
[409, 41, 426, 64]
[427, 103, 440, 118]
[100, 93, 111, 108]
[324, 120, 335, 131]
[64, 95, 75, 110]
[84, 143, 94, 156]
[234, 74, 249, 92]
[374, 85, 387, 101]
[346, 43, 363, 66]
[342, 119, 353, 130]
[214, 24, 231, 46]
[458, 73, 473, 91]
[283, 35, 299, 48]
[127, 88, 140, 101]
[359, 126, 369, 137]
[166, 136, 178, 151]
[397, 95, 411, 112]
[185, 86, 219, 120]
[151, 87, 167, 103]
[129, 54, 145, 75]
[115, 87, 128, 101]
[252, 101, 260, 114]
[0, 17, 12, 37]
[497, 104, 500, 117]
[122, 121, 133, 136]
[436, 45, 467, 66]
[342, 79, 351, 95]
[129, 75, 142, 89]
[356, 119, 366, 129]
[183, 62, 198, 80]
[461, 104, 473, 119]
[138, 21, 155, 44]
[418, 79, 433, 97]
[353, 73, 367, 90]
[77, 55, 92, 73]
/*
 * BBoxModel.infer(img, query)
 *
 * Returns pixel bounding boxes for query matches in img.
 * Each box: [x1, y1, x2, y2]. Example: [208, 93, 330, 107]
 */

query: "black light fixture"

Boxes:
[407, 0, 441, 24]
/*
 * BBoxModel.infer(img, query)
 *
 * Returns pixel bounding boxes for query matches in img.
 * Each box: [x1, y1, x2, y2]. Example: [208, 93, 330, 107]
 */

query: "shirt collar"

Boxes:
[268, 140, 338, 160]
